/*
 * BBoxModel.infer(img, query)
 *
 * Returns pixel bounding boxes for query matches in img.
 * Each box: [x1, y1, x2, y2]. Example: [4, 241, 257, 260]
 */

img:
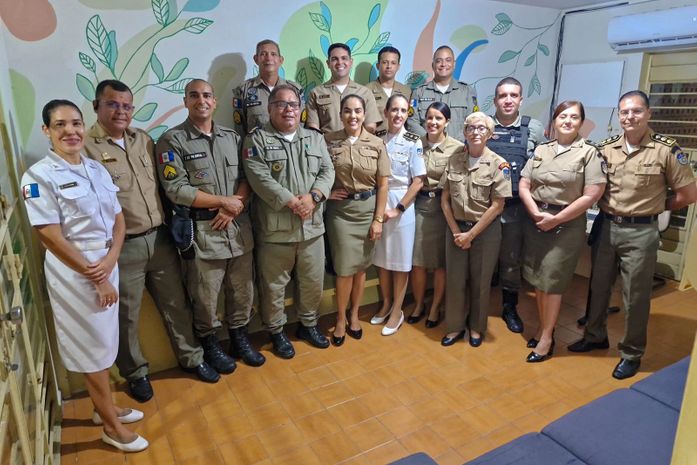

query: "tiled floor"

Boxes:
[60, 276, 697, 465]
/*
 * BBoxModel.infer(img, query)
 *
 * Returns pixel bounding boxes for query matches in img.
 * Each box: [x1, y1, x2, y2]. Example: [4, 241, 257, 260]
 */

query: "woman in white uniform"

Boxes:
[371, 94, 426, 335]
[21, 100, 148, 452]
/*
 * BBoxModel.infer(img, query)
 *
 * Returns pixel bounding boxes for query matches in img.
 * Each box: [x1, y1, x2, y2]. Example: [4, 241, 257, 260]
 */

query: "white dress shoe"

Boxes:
[101, 432, 149, 452]
[382, 311, 404, 336]
[370, 308, 392, 325]
[92, 408, 144, 425]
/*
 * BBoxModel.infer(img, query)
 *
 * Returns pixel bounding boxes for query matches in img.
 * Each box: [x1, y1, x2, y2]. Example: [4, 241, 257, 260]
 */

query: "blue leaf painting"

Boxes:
[367, 4, 380, 30]
[346, 38, 359, 51]
[320, 34, 330, 57]
[454, 39, 488, 80]
[320, 1, 332, 29]
[182, 0, 220, 12]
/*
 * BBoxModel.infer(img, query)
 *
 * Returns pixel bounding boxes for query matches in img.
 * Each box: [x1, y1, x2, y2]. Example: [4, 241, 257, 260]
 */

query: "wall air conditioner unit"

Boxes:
[608, 5, 697, 52]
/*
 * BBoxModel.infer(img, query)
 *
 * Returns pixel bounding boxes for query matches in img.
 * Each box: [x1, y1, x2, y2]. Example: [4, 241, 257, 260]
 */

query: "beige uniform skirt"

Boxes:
[412, 195, 446, 269]
[326, 196, 376, 276]
[522, 214, 586, 293]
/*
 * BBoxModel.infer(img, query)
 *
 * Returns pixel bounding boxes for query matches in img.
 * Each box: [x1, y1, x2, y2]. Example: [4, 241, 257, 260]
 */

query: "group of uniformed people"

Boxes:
[20, 38, 696, 452]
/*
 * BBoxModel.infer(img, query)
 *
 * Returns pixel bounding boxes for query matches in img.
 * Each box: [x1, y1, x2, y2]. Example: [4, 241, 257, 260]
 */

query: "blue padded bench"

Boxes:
[463, 432, 586, 465]
[386, 452, 439, 465]
[630, 356, 690, 411]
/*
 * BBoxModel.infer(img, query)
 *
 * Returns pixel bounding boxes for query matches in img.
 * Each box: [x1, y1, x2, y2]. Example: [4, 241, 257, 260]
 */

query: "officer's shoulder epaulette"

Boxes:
[403, 131, 419, 141]
[583, 139, 598, 149]
[247, 126, 259, 134]
[375, 129, 387, 137]
[539, 139, 556, 146]
[457, 80, 471, 86]
[597, 134, 621, 147]
[651, 133, 676, 147]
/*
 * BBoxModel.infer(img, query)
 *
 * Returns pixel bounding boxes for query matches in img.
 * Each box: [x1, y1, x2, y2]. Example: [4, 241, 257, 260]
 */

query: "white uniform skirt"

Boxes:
[45, 248, 119, 373]
[373, 188, 416, 272]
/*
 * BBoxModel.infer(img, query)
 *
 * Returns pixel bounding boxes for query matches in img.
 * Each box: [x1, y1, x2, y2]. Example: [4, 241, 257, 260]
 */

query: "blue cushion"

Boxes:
[542, 389, 678, 465]
[631, 356, 690, 411]
[387, 452, 439, 465]
[464, 432, 586, 464]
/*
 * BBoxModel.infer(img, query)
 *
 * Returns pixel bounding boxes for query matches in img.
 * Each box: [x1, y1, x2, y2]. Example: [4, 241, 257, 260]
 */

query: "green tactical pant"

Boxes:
[117, 228, 203, 380]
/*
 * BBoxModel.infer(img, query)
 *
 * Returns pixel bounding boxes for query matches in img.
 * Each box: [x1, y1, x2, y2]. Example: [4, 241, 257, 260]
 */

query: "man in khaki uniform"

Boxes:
[84, 80, 218, 402]
[232, 40, 305, 135]
[157, 79, 265, 372]
[305, 42, 380, 133]
[486, 77, 545, 334]
[569, 90, 697, 379]
[365, 46, 412, 135]
[407, 46, 478, 143]
[242, 84, 335, 358]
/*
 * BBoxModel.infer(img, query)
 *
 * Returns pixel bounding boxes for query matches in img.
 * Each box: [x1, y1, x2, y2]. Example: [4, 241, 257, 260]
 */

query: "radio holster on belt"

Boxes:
[171, 205, 195, 259]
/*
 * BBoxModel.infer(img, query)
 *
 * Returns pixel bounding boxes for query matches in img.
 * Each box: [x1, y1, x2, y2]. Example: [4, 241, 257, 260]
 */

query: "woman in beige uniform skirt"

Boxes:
[325, 94, 390, 345]
[441, 112, 511, 347]
[410, 102, 464, 327]
[519, 101, 606, 362]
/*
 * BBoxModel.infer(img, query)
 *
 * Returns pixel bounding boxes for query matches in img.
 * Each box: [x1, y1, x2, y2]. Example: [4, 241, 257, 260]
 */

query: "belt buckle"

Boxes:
[540, 202, 549, 210]
[352, 193, 361, 200]
[614, 215, 623, 224]
[106, 238, 113, 248]
[428, 191, 436, 198]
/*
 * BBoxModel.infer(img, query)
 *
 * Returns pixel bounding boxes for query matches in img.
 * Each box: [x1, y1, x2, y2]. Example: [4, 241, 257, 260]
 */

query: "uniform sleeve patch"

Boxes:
[301, 108, 308, 123]
[676, 151, 689, 165]
[498, 162, 511, 170]
[163, 165, 177, 180]
[233, 110, 242, 125]
[243, 147, 259, 159]
[601, 160, 608, 174]
[22, 183, 39, 199]
[158, 150, 175, 164]
[233, 98, 243, 109]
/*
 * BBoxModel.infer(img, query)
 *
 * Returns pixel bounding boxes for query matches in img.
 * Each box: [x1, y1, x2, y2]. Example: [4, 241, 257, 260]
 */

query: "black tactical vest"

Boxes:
[486, 116, 530, 196]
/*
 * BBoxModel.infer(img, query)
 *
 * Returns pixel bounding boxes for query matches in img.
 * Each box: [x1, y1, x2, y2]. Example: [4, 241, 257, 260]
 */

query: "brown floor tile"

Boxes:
[398, 425, 450, 458]
[327, 397, 375, 427]
[344, 418, 393, 451]
[435, 448, 466, 465]
[270, 444, 323, 465]
[234, 384, 277, 412]
[257, 422, 307, 457]
[168, 426, 213, 461]
[428, 414, 480, 449]
[362, 440, 410, 465]
[246, 401, 293, 431]
[125, 436, 175, 465]
[378, 405, 423, 438]
[200, 397, 244, 423]
[312, 381, 355, 408]
[278, 391, 324, 419]
[295, 410, 342, 442]
[218, 435, 269, 465]
[177, 448, 226, 465]
[309, 430, 361, 464]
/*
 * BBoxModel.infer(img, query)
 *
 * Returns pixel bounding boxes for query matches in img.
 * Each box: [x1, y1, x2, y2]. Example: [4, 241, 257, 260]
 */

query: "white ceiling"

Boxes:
[495, 0, 620, 10]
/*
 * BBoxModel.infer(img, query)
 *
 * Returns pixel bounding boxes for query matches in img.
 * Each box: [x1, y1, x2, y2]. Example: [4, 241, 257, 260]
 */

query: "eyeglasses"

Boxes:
[102, 101, 135, 112]
[618, 108, 646, 118]
[270, 101, 301, 110]
[465, 125, 489, 134]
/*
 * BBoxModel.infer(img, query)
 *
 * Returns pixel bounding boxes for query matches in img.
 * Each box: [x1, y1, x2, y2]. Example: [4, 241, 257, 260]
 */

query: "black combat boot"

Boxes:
[502, 289, 524, 333]
[200, 334, 236, 374]
[229, 326, 266, 367]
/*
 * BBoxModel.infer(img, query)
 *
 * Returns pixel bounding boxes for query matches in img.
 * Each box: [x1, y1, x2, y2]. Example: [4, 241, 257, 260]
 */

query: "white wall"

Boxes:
[558, 0, 694, 142]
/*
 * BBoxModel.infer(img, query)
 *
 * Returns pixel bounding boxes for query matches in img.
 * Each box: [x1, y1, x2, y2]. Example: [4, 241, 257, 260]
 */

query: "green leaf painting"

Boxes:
[163, 78, 193, 93]
[165, 58, 189, 81]
[133, 102, 158, 121]
[369, 31, 390, 54]
[367, 4, 380, 29]
[147, 125, 168, 141]
[150, 54, 165, 82]
[498, 50, 519, 63]
[309, 12, 330, 32]
[79, 52, 96, 73]
[76, 73, 95, 100]
[538, 44, 550, 56]
[308, 49, 324, 82]
[152, 0, 170, 26]
[184, 17, 213, 34]
[86, 15, 112, 69]
[491, 13, 512, 35]
[524, 53, 535, 66]
[528, 73, 541, 97]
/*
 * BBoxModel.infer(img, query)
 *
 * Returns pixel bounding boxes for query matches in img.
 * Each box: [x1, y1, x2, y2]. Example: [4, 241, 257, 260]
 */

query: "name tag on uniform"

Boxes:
[183, 152, 207, 161]
[59, 182, 78, 190]
[317, 94, 332, 102]
[265, 146, 283, 151]
[246, 101, 262, 107]
[419, 97, 435, 102]
[374, 95, 383, 100]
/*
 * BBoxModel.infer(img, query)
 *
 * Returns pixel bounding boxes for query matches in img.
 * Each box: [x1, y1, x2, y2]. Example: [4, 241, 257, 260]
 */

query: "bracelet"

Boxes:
[373, 216, 384, 223]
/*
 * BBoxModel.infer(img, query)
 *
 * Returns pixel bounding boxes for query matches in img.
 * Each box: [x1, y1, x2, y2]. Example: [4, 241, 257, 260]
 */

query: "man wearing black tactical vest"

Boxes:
[486, 77, 545, 333]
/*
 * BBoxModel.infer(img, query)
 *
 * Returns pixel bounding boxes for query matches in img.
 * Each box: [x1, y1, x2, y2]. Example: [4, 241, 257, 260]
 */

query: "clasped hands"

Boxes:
[287, 193, 316, 220]
[210, 195, 245, 230]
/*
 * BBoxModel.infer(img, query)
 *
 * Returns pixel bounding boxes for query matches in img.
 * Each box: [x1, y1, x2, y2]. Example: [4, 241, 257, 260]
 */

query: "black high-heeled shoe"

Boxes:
[441, 331, 465, 346]
[526, 338, 555, 363]
[526, 338, 539, 348]
[331, 334, 345, 346]
[407, 308, 425, 324]
[346, 325, 363, 340]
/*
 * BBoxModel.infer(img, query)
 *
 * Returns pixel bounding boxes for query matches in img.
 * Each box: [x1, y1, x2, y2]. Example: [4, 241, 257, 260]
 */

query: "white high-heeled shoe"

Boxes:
[101, 431, 149, 452]
[370, 307, 393, 325]
[382, 311, 404, 336]
[92, 408, 144, 425]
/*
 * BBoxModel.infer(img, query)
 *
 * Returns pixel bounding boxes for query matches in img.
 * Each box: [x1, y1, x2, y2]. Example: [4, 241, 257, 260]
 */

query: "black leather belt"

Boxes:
[347, 188, 376, 200]
[603, 212, 658, 224]
[418, 189, 442, 198]
[190, 208, 218, 221]
[505, 197, 521, 207]
[456, 220, 477, 230]
[125, 226, 162, 240]
[536, 201, 567, 213]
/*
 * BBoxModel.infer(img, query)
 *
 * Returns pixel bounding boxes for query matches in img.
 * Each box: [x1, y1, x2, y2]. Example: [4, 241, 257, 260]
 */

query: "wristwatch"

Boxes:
[396, 203, 406, 213]
[310, 191, 322, 204]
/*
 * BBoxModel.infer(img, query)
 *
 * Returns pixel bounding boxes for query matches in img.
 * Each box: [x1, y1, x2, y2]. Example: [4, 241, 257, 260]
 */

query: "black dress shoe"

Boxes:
[577, 315, 588, 326]
[407, 311, 425, 324]
[441, 331, 465, 346]
[127, 376, 153, 403]
[331, 334, 345, 346]
[502, 309, 524, 333]
[183, 362, 220, 383]
[526, 339, 555, 363]
[346, 325, 363, 340]
[526, 338, 539, 348]
[200, 334, 236, 374]
[469, 334, 484, 347]
[296, 325, 330, 349]
[612, 358, 641, 380]
[230, 326, 266, 367]
[568, 338, 610, 353]
[270, 331, 296, 359]
[425, 318, 440, 328]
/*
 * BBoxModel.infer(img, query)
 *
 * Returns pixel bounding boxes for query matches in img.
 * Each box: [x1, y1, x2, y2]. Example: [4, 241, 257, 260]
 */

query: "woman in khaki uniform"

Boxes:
[441, 112, 511, 347]
[519, 101, 606, 362]
[325, 94, 390, 345]
[410, 103, 464, 328]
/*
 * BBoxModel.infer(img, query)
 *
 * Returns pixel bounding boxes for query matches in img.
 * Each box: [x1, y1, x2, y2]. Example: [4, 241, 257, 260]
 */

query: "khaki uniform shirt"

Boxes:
[598, 131, 695, 216]
[441, 146, 512, 222]
[408, 79, 478, 143]
[365, 80, 413, 134]
[242, 125, 335, 243]
[232, 76, 304, 135]
[492, 114, 546, 155]
[420, 135, 464, 190]
[306, 80, 381, 133]
[324, 129, 391, 192]
[156, 119, 253, 259]
[84, 123, 164, 235]
[521, 138, 607, 205]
